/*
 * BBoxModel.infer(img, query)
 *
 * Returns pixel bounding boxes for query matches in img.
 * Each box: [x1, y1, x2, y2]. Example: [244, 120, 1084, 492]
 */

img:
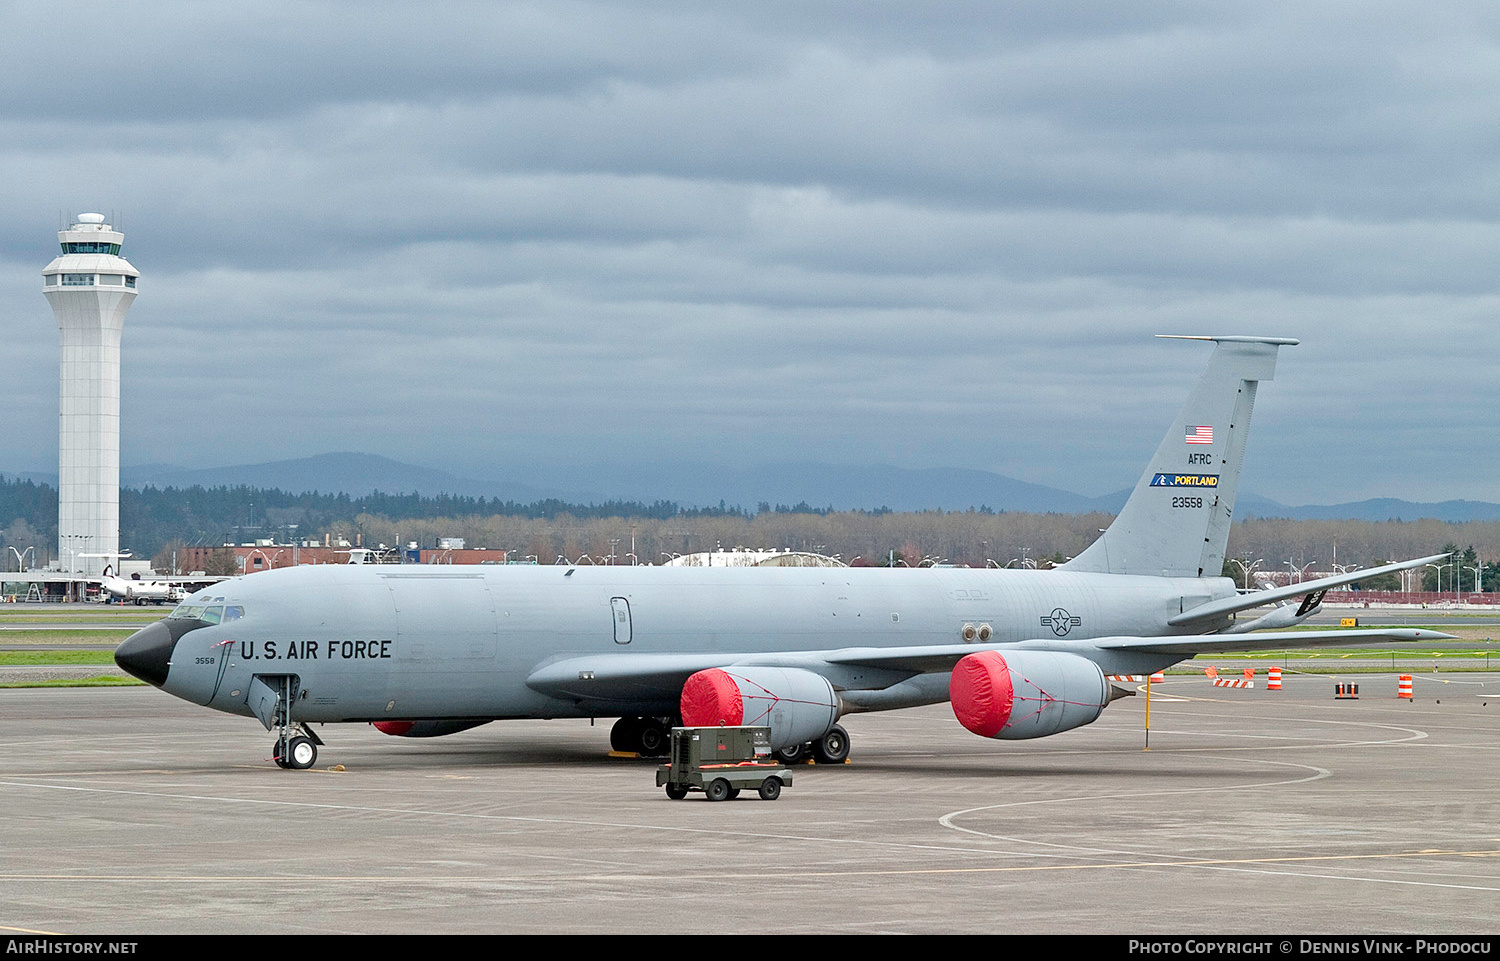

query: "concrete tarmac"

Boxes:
[2, 675, 1498, 935]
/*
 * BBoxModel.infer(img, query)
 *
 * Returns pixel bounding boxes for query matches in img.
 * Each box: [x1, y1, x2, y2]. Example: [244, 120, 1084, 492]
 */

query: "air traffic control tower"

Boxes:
[41, 213, 138, 578]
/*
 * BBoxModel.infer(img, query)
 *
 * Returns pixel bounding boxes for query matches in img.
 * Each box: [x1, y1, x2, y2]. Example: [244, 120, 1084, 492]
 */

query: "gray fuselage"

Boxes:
[155, 563, 1235, 724]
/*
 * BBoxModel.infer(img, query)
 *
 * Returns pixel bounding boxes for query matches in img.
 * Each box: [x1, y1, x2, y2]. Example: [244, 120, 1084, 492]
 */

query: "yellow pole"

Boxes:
[1144, 673, 1151, 750]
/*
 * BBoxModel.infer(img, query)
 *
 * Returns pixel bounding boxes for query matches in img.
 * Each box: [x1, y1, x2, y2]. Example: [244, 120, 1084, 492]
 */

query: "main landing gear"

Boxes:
[617, 716, 851, 764]
[610, 716, 675, 757]
[773, 724, 850, 765]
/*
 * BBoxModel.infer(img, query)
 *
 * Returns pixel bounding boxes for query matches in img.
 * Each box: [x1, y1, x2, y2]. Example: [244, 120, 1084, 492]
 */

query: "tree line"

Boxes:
[1, 475, 1497, 586]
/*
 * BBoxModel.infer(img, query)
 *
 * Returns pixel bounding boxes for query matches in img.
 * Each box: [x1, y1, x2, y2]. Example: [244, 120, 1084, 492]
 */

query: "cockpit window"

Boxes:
[170, 601, 245, 622]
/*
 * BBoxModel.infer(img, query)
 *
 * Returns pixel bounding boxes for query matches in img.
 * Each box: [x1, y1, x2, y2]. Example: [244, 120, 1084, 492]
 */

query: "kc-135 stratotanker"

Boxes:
[115, 336, 1450, 769]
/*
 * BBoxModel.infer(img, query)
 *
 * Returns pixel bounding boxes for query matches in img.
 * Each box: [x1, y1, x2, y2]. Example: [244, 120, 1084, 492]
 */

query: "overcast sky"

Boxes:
[2, 1, 1496, 505]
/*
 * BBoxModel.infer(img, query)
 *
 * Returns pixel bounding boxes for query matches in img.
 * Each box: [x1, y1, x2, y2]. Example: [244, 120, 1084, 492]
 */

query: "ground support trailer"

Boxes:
[656, 726, 793, 801]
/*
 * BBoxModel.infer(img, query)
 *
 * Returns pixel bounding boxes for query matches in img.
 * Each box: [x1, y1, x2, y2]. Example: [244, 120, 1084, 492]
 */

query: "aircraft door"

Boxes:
[611, 597, 632, 644]
[247, 674, 299, 731]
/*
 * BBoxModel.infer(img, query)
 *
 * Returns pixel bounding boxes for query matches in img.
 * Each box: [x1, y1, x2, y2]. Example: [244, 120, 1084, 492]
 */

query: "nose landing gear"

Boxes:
[251, 673, 325, 770]
[272, 728, 322, 769]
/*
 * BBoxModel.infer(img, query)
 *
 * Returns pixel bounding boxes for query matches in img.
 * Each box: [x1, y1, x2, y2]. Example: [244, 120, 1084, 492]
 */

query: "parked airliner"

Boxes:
[115, 336, 1449, 769]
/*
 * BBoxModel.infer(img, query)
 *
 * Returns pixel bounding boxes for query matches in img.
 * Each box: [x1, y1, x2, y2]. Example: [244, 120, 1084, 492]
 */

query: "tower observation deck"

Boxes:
[42, 213, 139, 579]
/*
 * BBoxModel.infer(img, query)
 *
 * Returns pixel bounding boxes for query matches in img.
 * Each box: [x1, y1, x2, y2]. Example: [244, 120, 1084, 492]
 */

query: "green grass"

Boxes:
[0, 650, 118, 666]
[0, 611, 163, 621]
[0, 675, 143, 688]
[1198, 648, 1491, 657]
[0, 629, 136, 644]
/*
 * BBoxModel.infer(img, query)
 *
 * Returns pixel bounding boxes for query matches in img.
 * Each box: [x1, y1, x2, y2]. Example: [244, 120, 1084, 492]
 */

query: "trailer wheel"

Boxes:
[706, 778, 731, 802]
[758, 777, 782, 801]
[665, 784, 688, 800]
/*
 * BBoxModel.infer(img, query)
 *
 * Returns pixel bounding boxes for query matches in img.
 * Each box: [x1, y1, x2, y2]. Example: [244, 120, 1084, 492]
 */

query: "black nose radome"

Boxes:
[115, 618, 206, 687]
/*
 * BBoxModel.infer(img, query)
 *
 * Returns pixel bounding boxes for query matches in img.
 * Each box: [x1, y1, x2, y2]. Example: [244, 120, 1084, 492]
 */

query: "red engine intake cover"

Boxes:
[950, 650, 1015, 738]
[680, 668, 745, 727]
[372, 721, 415, 737]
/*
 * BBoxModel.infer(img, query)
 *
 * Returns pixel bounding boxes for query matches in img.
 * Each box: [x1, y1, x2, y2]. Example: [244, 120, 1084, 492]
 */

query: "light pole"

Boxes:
[1331, 563, 1362, 591]
[8, 546, 34, 573]
[1425, 564, 1443, 595]
[1230, 557, 1263, 591]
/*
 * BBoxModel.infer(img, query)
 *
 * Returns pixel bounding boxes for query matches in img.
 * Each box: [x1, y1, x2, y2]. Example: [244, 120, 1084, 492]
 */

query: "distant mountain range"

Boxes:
[5, 452, 1499, 523]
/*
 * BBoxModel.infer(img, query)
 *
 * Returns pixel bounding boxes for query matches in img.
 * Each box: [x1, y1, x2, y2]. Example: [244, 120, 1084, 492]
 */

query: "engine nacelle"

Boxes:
[950, 650, 1109, 740]
[1221, 602, 1311, 634]
[680, 667, 838, 751]
[372, 720, 493, 738]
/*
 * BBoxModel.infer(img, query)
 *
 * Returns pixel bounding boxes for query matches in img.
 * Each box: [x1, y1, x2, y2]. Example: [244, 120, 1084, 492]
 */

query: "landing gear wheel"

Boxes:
[706, 778, 732, 802]
[811, 724, 850, 764]
[773, 742, 808, 764]
[272, 741, 291, 768]
[285, 735, 317, 770]
[637, 719, 669, 757]
[610, 716, 641, 752]
[758, 777, 782, 801]
[665, 784, 689, 800]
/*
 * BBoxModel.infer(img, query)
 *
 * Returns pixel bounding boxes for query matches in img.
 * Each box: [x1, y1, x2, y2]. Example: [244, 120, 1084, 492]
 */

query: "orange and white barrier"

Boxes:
[1212, 677, 1254, 689]
[1398, 674, 1413, 699]
[1150, 672, 1165, 683]
[1267, 667, 1282, 691]
[1107, 674, 1145, 682]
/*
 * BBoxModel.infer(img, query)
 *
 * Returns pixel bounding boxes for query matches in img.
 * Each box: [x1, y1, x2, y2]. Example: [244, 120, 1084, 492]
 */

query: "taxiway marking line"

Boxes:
[0, 849, 1496, 887]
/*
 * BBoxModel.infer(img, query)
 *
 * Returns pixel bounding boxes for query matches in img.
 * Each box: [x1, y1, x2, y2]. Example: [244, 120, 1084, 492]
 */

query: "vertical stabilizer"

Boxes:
[1061, 336, 1296, 578]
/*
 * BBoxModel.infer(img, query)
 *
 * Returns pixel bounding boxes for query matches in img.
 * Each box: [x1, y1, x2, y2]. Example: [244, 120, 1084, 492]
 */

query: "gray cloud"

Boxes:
[1, 1, 1495, 506]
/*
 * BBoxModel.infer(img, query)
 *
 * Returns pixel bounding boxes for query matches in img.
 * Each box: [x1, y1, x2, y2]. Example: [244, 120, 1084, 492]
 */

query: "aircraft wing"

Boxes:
[526, 626, 1454, 703]
[527, 653, 757, 702]
[527, 650, 930, 703]
[1168, 553, 1449, 628]
[813, 627, 1454, 668]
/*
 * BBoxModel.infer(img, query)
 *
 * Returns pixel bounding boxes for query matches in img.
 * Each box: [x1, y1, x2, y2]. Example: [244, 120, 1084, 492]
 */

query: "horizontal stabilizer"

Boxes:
[1168, 553, 1450, 627]
[1090, 627, 1454, 656]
